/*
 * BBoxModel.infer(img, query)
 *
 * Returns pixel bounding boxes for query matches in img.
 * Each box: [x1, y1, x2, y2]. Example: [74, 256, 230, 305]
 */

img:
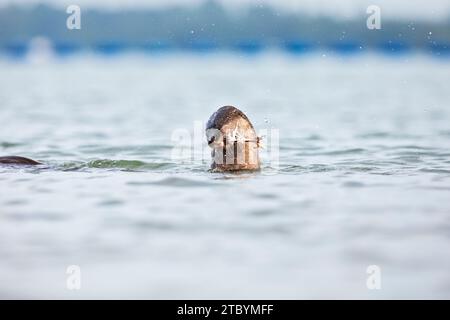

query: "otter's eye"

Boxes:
[208, 136, 216, 145]
[206, 128, 222, 146]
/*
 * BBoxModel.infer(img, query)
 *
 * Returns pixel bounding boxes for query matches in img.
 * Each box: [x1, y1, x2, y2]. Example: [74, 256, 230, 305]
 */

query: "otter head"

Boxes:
[206, 106, 260, 172]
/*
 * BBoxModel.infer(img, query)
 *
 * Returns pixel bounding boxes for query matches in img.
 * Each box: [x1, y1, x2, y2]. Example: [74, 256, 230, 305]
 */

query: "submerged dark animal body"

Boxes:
[0, 156, 41, 165]
[206, 106, 260, 172]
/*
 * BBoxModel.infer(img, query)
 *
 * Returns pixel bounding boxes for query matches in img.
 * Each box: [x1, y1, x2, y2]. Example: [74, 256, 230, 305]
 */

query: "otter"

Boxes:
[206, 106, 260, 172]
[0, 156, 41, 165]
[1, 107, 261, 171]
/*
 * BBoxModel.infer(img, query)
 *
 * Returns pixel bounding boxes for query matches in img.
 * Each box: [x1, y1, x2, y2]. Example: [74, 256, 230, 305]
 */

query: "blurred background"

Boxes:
[1, 0, 450, 299]
[1, 0, 450, 57]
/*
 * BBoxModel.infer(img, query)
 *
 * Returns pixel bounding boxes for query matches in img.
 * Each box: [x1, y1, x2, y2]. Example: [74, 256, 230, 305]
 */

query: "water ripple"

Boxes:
[0, 142, 23, 149]
[59, 159, 175, 171]
[128, 177, 218, 187]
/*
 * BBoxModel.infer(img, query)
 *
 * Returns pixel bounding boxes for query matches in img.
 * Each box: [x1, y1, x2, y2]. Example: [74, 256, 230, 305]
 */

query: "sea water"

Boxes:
[0, 53, 449, 298]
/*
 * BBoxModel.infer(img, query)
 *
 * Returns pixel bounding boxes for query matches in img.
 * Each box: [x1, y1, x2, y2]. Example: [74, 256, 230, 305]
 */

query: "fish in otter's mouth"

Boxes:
[206, 106, 260, 172]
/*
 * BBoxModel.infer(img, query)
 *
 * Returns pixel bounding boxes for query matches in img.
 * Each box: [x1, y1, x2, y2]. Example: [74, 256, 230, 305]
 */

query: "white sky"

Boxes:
[0, 0, 449, 20]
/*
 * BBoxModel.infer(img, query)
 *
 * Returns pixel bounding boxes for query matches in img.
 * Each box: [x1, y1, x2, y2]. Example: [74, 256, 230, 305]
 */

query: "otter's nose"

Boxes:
[206, 128, 223, 147]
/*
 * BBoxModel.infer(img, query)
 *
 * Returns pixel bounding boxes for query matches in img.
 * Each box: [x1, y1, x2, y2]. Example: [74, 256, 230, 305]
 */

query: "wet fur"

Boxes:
[206, 106, 260, 172]
[0, 156, 41, 166]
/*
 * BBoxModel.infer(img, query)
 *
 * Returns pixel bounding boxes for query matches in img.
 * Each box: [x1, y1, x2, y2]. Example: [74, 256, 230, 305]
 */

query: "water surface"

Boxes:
[1, 54, 450, 298]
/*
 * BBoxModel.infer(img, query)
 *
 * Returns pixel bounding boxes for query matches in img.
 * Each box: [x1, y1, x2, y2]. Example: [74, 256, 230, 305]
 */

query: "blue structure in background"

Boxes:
[1, 40, 450, 59]
[329, 42, 361, 55]
[428, 43, 450, 57]
[185, 41, 219, 53]
[138, 42, 174, 53]
[53, 42, 82, 56]
[233, 41, 265, 54]
[378, 42, 411, 55]
[3, 42, 28, 58]
[94, 42, 128, 55]
[284, 41, 316, 54]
